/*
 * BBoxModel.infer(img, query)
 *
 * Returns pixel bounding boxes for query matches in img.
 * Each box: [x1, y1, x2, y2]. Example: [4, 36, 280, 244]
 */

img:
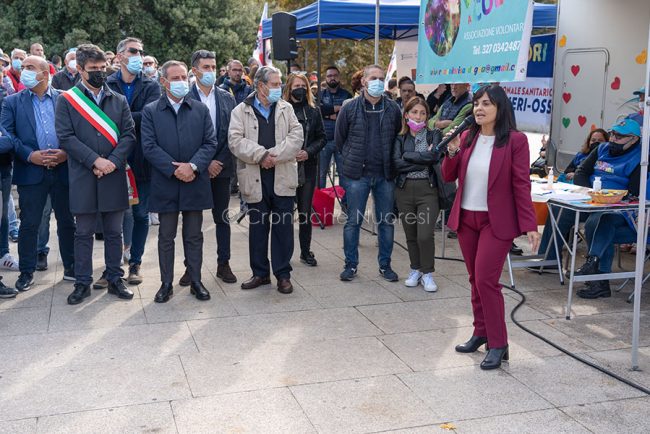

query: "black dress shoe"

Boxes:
[179, 269, 191, 287]
[154, 283, 174, 303]
[190, 281, 211, 301]
[277, 278, 294, 294]
[107, 279, 134, 300]
[300, 252, 318, 267]
[67, 283, 91, 305]
[36, 252, 48, 271]
[455, 335, 488, 353]
[15, 272, 34, 292]
[216, 262, 237, 283]
[241, 276, 271, 290]
[480, 346, 509, 370]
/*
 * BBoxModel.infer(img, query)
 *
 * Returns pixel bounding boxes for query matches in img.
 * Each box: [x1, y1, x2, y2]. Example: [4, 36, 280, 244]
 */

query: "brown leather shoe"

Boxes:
[241, 276, 271, 290]
[217, 262, 237, 283]
[179, 269, 191, 287]
[277, 278, 293, 294]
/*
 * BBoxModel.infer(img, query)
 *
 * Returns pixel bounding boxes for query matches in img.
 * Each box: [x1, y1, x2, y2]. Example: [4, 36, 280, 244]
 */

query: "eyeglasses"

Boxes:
[125, 47, 144, 56]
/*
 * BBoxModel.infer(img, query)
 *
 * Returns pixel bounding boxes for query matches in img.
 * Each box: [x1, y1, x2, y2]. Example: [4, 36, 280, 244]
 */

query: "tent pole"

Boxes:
[374, 0, 380, 64]
[317, 25, 322, 105]
[631, 20, 650, 371]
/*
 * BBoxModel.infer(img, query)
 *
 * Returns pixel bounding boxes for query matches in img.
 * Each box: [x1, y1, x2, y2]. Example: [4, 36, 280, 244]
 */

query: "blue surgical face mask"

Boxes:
[367, 79, 385, 98]
[267, 86, 282, 103]
[143, 66, 155, 76]
[20, 69, 42, 89]
[12, 59, 22, 71]
[169, 80, 189, 98]
[199, 71, 216, 87]
[126, 55, 143, 74]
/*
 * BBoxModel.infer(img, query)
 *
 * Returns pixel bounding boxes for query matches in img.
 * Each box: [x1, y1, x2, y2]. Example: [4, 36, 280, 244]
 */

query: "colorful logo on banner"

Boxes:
[417, 0, 533, 84]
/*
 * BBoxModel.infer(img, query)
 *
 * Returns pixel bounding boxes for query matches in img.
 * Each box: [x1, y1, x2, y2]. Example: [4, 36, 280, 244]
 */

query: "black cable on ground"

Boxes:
[503, 282, 650, 395]
[326, 167, 649, 393]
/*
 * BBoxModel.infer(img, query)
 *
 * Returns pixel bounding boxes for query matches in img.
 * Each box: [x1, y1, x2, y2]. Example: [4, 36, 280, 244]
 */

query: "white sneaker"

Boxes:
[422, 273, 438, 292]
[0, 253, 19, 271]
[405, 269, 422, 287]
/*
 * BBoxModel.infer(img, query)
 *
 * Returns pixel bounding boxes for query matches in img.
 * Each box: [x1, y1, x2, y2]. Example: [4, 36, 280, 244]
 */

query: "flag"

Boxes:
[253, 3, 273, 66]
[385, 44, 397, 90]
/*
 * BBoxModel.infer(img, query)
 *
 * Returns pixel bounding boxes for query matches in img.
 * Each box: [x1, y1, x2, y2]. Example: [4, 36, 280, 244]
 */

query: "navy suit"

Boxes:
[0, 89, 75, 273]
[188, 84, 236, 265]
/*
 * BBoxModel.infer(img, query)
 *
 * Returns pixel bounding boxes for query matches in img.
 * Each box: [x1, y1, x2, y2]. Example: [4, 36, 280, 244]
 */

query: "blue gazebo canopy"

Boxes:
[262, 0, 557, 41]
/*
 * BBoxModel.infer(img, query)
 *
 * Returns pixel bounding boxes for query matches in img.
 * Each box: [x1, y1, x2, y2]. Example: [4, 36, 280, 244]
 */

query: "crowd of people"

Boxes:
[0, 36, 646, 371]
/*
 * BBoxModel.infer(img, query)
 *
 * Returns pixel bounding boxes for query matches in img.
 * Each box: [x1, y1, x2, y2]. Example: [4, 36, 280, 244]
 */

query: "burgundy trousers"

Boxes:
[456, 210, 512, 348]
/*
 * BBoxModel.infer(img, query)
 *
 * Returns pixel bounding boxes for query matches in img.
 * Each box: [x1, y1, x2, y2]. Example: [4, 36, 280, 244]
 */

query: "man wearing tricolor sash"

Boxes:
[55, 44, 136, 305]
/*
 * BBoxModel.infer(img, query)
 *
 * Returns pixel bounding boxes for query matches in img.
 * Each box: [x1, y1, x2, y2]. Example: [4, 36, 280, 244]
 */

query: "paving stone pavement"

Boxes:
[1, 198, 649, 433]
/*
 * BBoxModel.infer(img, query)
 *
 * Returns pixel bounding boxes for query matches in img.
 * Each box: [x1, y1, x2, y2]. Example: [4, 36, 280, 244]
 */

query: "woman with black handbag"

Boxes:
[283, 74, 326, 266]
[392, 96, 449, 292]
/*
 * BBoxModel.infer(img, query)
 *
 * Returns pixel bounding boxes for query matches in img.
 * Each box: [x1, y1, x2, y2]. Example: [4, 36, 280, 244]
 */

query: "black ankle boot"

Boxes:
[575, 255, 600, 276]
[577, 280, 611, 299]
[455, 336, 488, 353]
[480, 345, 509, 370]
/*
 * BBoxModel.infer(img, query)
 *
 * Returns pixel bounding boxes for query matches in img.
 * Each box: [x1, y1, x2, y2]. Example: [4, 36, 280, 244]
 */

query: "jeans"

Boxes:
[538, 206, 593, 260]
[123, 208, 134, 247]
[318, 140, 343, 189]
[37, 196, 52, 255]
[585, 212, 637, 273]
[7, 194, 19, 235]
[343, 176, 395, 268]
[0, 166, 12, 257]
[129, 181, 150, 265]
[17, 171, 75, 273]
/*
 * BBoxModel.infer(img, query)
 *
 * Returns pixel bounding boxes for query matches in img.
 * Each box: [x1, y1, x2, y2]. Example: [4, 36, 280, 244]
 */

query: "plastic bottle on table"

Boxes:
[593, 176, 602, 192]
[547, 167, 554, 189]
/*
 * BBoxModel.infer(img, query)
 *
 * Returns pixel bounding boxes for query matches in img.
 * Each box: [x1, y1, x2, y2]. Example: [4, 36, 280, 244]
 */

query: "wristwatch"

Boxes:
[189, 163, 198, 173]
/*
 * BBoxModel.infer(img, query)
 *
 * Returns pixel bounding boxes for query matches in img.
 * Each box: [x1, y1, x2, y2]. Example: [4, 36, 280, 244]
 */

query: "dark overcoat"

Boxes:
[141, 95, 217, 213]
[55, 83, 136, 214]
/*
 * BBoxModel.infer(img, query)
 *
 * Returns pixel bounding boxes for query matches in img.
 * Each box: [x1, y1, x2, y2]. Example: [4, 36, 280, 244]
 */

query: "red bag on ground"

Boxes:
[311, 186, 345, 226]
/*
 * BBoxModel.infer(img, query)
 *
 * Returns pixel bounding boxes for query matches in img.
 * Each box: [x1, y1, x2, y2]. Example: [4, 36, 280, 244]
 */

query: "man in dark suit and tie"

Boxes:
[141, 60, 217, 303]
[55, 44, 136, 305]
[1, 55, 76, 292]
[185, 49, 237, 285]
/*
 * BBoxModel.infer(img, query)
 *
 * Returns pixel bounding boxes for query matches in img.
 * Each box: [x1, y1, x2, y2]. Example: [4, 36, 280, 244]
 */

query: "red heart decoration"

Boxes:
[562, 92, 571, 104]
[571, 65, 580, 76]
[611, 76, 621, 90]
[578, 115, 587, 127]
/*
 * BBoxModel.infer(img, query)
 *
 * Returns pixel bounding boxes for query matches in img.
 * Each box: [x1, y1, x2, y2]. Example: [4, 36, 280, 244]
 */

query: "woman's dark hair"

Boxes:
[581, 128, 609, 154]
[463, 84, 516, 149]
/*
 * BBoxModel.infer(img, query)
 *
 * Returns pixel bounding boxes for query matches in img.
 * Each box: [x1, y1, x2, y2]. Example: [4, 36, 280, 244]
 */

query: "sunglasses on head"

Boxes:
[125, 47, 144, 56]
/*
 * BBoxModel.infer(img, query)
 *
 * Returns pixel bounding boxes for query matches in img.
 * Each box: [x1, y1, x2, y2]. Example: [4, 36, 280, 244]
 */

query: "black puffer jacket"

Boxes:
[334, 94, 402, 180]
[291, 100, 327, 185]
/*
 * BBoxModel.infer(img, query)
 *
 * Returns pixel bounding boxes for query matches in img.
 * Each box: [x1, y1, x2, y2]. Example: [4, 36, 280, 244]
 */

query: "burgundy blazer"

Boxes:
[441, 130, 537, 240]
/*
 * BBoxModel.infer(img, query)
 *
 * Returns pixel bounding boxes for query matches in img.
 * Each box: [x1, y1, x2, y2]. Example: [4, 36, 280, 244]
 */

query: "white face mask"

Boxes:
[68, 59, 77, 70]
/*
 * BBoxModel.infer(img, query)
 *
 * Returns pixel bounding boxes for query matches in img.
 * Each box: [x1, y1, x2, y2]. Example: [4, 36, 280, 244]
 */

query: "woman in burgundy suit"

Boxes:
[442, 85, 540, 370]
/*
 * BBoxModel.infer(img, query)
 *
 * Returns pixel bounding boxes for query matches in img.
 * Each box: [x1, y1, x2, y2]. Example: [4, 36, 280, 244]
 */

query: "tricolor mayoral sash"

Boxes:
[62, 86, 139, 205]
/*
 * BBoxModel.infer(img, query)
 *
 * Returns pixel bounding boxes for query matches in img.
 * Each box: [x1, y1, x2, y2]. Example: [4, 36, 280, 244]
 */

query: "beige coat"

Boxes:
[228, 95, 303, 203]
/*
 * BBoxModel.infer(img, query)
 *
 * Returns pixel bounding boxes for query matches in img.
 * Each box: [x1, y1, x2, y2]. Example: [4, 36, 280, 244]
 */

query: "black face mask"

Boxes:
[291, 88, 307, 103]
[327, 80, 339, 89]
[609, 139, 638, 157]
[85, 70, 107, 89]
